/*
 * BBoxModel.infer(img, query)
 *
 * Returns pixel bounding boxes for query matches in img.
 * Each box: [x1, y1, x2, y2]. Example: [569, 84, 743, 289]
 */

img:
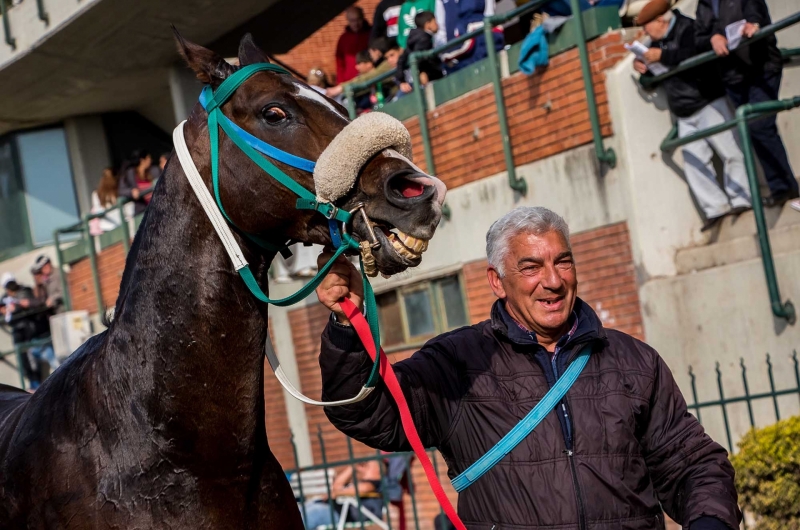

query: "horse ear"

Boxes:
[238, 33, 271, 66]
[173, 26, 234, 87]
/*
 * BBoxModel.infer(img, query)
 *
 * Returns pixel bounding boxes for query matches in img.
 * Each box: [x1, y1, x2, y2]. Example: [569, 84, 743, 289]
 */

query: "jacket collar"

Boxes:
[490, 297, 606, 349]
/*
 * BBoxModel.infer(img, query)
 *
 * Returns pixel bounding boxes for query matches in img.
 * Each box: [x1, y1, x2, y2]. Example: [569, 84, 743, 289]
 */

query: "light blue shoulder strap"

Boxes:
[451, 346, 592, 492]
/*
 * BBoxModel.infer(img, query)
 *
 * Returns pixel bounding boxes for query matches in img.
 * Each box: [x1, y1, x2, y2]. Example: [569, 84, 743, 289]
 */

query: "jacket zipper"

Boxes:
[552, 354, 587, 530]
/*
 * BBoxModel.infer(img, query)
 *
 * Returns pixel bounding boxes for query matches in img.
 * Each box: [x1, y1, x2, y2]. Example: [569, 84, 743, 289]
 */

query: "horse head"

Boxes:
[175, 32, 446, 276]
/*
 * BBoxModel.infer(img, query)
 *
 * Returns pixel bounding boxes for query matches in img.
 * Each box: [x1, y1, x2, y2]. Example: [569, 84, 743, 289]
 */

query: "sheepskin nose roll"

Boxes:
[313, 112, 414, 203]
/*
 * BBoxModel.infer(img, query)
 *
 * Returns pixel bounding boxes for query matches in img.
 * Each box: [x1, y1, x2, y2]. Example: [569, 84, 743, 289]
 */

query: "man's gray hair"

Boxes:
[486, 206, 571, 277]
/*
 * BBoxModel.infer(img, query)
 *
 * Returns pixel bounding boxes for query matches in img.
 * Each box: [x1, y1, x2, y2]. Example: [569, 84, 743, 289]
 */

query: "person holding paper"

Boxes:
[696, 0, 799, 208]
[315, 206, 741, 530]
[635, 0, 752, 231]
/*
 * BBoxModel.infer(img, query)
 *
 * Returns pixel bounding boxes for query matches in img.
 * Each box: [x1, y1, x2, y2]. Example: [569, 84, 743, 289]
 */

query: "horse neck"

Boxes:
[105, 147, 277, 461]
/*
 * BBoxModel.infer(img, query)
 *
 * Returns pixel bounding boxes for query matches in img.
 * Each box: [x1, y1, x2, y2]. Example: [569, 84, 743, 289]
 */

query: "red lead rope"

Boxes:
[340, 298, 467, 530]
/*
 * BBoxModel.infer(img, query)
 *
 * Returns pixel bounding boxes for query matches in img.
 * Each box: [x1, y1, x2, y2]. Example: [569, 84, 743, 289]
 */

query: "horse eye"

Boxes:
[262, 106, 287, 124]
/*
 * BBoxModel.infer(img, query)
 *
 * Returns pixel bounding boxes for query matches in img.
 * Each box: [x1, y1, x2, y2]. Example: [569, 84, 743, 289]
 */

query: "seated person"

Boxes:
[307, 67, 330, 95]
[395, 11, 444, 94]
[299, 460, 383, 530]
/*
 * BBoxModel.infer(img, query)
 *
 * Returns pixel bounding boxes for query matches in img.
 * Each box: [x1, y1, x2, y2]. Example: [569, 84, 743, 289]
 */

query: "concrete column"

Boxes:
[169, 65, 202, 125]
[63, 115, 111, 216]
[267, 299, 314, 467]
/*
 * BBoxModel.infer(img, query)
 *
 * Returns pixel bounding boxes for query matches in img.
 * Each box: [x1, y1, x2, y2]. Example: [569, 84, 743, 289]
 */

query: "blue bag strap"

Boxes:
[451, 345, 592, 492]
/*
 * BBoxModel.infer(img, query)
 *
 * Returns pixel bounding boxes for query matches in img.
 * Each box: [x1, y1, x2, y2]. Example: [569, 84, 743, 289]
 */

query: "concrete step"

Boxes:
[676, 202, 800, 274]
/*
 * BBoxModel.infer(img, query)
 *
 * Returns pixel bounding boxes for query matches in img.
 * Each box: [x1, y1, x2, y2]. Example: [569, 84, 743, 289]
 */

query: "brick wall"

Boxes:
[67, 243, 126, 314]
[274, 0, 380, 84]
[405, 33, 629, 188]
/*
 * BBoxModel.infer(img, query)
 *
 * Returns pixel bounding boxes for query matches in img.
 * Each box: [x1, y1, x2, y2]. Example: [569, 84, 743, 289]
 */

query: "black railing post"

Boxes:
[793, 350, 800, 408]
[765, 354, 780, 421]
[317, 426, 338, 526]
[345, 437, 367, 530]
[291, 432, 309, 525]
[688, 365, 702, 423]
[406, 453, 421, 529]
[715, 362, 733, 452]
[739, 358, 755, 428]
[36, 0, 49, 25]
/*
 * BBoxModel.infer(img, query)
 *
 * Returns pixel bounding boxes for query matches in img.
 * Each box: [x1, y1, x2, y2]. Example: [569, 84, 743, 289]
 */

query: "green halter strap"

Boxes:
[201, 62, 382, 387]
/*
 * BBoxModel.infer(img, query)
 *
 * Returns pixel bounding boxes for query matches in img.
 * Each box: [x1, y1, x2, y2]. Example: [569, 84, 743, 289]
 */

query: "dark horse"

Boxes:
[0, 33, 445, 528]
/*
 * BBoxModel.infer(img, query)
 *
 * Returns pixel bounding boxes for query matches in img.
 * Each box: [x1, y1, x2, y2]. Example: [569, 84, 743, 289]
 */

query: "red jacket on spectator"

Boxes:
[335, 23, 372, 83]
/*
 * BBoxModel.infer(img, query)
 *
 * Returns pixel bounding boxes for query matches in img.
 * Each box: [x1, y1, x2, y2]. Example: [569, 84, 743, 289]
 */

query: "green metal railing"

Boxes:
[344, 0, 620, 195]
[0, 337, 53, 390]
[36, 0, 48, 25]
[660, 97, 798, 324]
[641, 11, 800, 88]
[687, 350, 800, 453]
[1, 0, 16, 49]
[54, 188, 152, 315]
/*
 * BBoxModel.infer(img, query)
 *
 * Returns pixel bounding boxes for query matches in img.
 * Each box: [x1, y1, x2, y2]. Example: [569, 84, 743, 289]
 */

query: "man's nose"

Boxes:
[540, 264, 563, 290]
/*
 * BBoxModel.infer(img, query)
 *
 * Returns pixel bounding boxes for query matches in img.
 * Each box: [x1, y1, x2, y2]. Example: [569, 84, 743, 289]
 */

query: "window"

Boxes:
[376, 274, 469, 348]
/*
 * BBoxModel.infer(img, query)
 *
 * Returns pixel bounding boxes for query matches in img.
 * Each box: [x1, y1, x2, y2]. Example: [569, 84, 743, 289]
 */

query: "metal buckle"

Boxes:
[322, 203, 340, 220]
[342, 203, 381, 250]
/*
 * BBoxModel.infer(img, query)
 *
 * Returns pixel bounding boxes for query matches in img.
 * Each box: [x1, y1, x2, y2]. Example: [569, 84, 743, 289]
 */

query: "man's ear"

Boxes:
[487, 267, 507, 300]
[238, 33, 272, 66]
[173, 26, 234, 87]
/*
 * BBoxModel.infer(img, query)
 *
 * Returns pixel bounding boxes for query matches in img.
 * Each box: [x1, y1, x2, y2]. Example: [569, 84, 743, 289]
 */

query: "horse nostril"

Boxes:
[386, 171, 436, 207]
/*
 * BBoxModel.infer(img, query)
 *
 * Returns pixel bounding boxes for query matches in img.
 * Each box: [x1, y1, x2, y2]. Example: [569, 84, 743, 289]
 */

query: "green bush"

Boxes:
[731, 415, 800, 530]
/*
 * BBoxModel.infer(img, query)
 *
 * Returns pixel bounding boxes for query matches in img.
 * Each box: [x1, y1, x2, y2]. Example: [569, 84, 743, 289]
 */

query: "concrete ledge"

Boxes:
[676, 208, 800, 274]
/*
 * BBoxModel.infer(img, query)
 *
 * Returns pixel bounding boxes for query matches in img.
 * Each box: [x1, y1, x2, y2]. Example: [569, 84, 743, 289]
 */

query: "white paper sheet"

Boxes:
[625, 42, 669, 76]
[726, 19, 747, 50]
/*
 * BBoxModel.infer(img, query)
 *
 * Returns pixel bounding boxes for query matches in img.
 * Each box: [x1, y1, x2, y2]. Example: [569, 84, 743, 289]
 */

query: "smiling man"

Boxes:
[316, 206, 740, 530]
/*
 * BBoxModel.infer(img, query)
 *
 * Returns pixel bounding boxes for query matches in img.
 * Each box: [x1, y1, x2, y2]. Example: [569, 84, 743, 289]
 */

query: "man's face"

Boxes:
[384, 49, 401, 68]
[346, 10, 364, 32]
[644, 17, 669, 41]
[41, 262, 52, 276]
[356, 61, 374, 74]
[488, 230, 577, 337]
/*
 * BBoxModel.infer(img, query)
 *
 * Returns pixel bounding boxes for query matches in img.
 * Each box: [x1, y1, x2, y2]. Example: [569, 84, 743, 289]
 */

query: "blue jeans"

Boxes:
[300, 501, 339, 530]
[28, 345, 58, 390]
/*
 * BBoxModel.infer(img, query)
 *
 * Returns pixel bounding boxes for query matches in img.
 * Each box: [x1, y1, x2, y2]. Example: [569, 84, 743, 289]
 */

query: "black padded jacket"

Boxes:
[319, 298, 741, 529]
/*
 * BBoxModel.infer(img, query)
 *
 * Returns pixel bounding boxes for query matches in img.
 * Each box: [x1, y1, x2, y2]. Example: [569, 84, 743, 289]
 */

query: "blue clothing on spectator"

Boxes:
[518, 25, 549, 74]
[441, 0, 504, 72]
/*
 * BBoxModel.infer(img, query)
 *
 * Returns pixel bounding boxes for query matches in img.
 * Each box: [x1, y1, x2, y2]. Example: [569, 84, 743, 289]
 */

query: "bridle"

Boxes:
[173, 62, 382, 406]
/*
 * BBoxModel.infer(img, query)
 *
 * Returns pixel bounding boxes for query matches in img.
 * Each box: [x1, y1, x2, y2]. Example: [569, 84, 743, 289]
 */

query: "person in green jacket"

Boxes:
[397, 0, 436, 48]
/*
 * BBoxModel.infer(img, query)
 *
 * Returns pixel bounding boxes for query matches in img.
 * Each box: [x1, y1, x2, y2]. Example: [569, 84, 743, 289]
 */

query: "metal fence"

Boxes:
[0, 337, 54, 391]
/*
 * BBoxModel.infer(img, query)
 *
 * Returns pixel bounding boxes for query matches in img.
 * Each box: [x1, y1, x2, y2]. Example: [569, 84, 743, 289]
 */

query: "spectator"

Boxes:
[397, 0, 435, 49]
[371, 0, 404, 41]
[306, 66, 330, 94]
[355, 49, 375, 76]
[635, 0, 751, 231]
[149, 152, 169, 181]
[118, 149, 154, 217]
[29, 255, 64, 314]
[439, 0, 503, 72]
[299, 460, 384, 529]
[90, 167, 122, 235]
[327, 39, 402, 106]
[696, 0, 799, 207]
[336, 6, 372, 84]
[396, 11, 445, 91]
[1, 273, 57, 389]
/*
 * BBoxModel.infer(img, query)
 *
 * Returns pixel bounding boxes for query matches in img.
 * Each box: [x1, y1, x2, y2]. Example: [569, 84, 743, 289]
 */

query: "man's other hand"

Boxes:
[743, 22, 759, 39]
[633, 59, 648, 75]
[643, 48, 662, 63]
[316, 251, 364, 326]
[711, 34, 729, 56]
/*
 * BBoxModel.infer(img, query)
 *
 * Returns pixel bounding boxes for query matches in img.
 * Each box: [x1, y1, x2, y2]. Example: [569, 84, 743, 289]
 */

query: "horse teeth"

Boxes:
[394, 230, 428, 254]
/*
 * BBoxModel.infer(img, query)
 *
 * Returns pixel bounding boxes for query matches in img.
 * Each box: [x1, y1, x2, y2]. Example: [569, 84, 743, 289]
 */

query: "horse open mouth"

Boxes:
[349, 213, 432, 276]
